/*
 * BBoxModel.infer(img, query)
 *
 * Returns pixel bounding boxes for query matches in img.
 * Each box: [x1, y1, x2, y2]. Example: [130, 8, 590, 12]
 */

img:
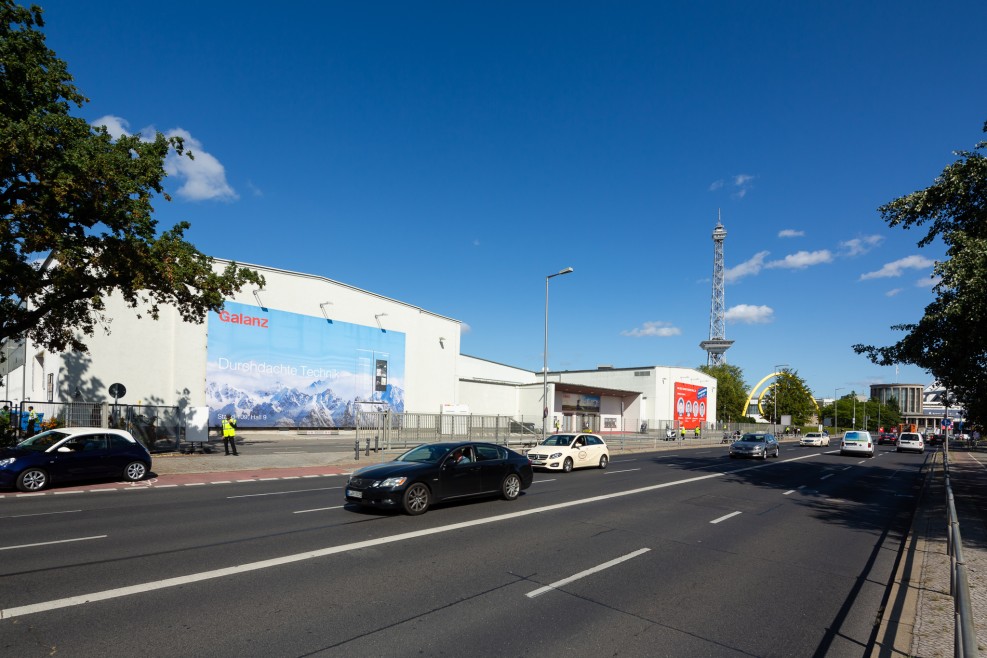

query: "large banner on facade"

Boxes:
[674, 382, 708, 430]
[206, 302, 405, 427]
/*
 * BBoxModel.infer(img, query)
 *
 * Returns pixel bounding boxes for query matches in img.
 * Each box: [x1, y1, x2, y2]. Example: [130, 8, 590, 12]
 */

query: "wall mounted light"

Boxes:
[375, 313, 388, 331]
[252, 289, 266, 310]
[439, 337, 446, 348]
[319, 301, 334, 322]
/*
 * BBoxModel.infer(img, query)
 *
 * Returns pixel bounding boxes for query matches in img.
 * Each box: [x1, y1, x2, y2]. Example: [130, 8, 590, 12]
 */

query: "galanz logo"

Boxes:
[217, 310, 269, 328]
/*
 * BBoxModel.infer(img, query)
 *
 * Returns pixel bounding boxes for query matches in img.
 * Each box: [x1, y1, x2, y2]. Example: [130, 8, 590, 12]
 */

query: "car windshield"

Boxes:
[845, 432, 867, 440]
[16, 431, 70, 452]
[396, 444, 453, 464]
[540, 435, 576, 446]
[740, 434, 766, 442]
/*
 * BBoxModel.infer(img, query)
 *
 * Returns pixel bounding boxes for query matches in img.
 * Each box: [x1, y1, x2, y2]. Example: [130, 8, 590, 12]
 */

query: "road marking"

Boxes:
[526, 548, 651, 598]
[227, 486, 341, 499]
[710, 511, 742, 524]
[1, 535, 106, 552]
[155, 485, 179, 488]
[605, 469, 641, 475]
[0, 456, 819, 620]
[820, 474, 833, 480]
[210, 481, 233, 485]
[1, 510, 82, 520]
[533, 479, 556, 484]
[184, 483, 207, 487]
[842, 466, 852, 471]
[52, 491, 84, 495]
[293, 506, 345, 514]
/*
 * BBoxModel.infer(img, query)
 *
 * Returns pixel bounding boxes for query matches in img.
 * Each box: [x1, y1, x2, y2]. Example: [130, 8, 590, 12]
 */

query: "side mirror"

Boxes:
[57, 446, 72, 453]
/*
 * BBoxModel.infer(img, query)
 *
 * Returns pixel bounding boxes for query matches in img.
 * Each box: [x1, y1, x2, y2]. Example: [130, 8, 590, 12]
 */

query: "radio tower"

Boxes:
[699, 211, 734, 365]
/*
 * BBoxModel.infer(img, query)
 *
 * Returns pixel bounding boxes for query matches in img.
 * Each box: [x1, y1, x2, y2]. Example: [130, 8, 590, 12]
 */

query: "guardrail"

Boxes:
[943, 449, 979, 657]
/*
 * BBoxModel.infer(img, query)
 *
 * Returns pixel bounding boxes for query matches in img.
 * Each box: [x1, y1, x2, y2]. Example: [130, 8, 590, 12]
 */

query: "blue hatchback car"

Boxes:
[0, 428, 152, 492]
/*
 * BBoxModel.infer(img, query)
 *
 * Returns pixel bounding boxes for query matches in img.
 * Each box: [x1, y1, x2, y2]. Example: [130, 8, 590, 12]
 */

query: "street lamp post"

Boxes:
[774, 364, 788, 436]
[543, 267, 574, 439]
[835, 387, 845, 436]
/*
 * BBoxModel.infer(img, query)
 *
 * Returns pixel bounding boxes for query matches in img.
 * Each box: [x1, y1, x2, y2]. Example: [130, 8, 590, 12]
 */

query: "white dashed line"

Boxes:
[526, 548, 651, 598]
[710, 511, 742, 524]
[1, 535, 107, 551]
[605, 469, 641, 475]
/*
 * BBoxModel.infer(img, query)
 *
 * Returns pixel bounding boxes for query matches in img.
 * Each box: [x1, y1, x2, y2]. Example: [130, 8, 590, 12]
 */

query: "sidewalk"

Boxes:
[872, 447, 987, 657]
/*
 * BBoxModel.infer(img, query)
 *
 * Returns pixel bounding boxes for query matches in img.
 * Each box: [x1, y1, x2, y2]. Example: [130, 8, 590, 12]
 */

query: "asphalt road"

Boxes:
[0, 443, 928, 657]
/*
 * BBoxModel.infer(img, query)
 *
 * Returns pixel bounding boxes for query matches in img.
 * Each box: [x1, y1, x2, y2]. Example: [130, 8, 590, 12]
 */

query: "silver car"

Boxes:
[729, 432, 780, 459]
[897, 432, 925, 454]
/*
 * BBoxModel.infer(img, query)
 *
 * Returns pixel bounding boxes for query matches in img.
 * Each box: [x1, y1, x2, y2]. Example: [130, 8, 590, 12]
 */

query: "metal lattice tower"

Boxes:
[699, 211, 734, 365]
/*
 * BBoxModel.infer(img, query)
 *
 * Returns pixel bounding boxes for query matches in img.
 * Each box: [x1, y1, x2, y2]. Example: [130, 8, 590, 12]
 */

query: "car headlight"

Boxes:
[0, 457, 15, 467]
[550, 452, 563, 459]
[373, 476, 408, 488]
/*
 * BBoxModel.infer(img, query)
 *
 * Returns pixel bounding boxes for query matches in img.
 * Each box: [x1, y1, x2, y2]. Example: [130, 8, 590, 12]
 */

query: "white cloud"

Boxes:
[841, 235, 884, 257]
[765, 249, 834, 270]
[734, 174, 754, 186]
[708, 179, 724, 191]
[916, 275, 942, 288]
[778, 229, 804, 238]
[460, 323, 472, 334]
[885, 288, 903, 297]
[621, 321, 682, 338]
[725, 304, 774, 324]
[91, 114, 131, 139]
[164, 128, 237, 202]
[859, 255, 935, 280]
[709, 173, 755, 198]
[91, 115, 237, 203]
[724, 251, 770, 283]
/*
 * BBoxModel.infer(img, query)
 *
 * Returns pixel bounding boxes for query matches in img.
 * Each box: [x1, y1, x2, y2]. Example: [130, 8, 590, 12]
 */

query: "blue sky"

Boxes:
[36, 1, 987, 401]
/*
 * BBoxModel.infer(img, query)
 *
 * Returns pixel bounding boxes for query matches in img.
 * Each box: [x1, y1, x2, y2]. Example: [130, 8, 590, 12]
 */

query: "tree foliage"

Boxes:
[819, 393, 901, 432]
[697, 363, 748, 424]
[0, 1, 263, 362]
[853, 122, 987, 426]
[759, 367, 816, 426]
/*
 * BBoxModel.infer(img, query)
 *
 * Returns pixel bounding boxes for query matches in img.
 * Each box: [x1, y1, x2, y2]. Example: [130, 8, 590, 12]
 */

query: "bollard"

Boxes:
[375, 434, 379, 453]
[365, 436, 370, 457]
[354, 437, 360, 460]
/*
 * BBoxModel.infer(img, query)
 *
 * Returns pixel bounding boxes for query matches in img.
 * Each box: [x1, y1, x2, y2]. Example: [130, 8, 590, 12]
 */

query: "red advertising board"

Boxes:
[674, 382, 708, 430]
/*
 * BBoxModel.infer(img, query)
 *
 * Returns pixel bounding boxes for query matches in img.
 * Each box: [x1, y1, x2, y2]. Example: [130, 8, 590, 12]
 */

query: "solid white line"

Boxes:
[0, 535, 106, 552]
[533, 479, 556, 484]
[605, 469, 641, 475]
[0, 457, 808, 620]
[293, 506, 344, 514]
[710, 511, 742, 524]
[227, 486, 341, 499]
[820, 474, 833, 480]
[526, 548, 651, 598]
[1, 510, 82, 520]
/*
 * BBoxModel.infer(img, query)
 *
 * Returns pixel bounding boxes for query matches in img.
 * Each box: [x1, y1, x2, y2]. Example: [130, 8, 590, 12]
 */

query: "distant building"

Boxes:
[869, 382, 967, 432]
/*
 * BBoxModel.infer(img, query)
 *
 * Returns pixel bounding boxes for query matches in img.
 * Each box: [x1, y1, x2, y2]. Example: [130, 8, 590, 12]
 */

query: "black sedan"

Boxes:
[0, 427, 152, 492]
[344, 441, 533, 515]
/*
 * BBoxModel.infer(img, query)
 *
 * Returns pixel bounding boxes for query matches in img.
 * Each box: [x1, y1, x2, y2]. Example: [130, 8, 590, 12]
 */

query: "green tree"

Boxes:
[760, 367, 816, 426]
[0, 1, 263, 365]
[853, 121, 987, 426]
[697, 363, 748, 424]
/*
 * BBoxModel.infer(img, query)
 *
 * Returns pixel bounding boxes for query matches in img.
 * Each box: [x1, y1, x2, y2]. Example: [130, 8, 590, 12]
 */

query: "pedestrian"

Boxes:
[694, 426, 701, 439]
[679, 426, 686, 440]
[222, 414, 238, 456]
[0, 405, 9, 429]
[26, 406, 37, 436]
[554, 417, 560, 433]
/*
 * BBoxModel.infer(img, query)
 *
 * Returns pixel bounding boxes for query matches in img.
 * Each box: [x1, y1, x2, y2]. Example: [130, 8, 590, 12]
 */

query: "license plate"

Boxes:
[347, 489, 362, 499]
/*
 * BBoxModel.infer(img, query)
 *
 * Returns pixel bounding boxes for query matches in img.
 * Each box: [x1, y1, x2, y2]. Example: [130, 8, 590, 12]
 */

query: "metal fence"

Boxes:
[8, 400, 183, 453]
[943, 448, 979, 657]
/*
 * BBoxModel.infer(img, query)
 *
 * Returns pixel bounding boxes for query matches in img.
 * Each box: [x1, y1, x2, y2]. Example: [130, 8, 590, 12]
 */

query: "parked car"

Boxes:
[800, 432, 830, 447]
[897, 432, 925, 454]
[877, 433, 898, 446]
[729, 432, 779, 459]
[344, 441, 533, 515]
[0, 428, 151, 492]
[527, 433, 610, 472]
[840, 430, 875, 458]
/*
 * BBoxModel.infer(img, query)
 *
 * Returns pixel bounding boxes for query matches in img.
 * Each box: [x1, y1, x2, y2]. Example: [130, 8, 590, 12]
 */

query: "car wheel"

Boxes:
[599, 454, 609, 469]
[402, 483, 431, 515]
[502, 473, 522, 500]
[16, 468, 49, 492]
[123, 461, 148, 482]
[896, 447, 901, 453]
[562, 457, 574, 473]
[774, 447, 780, 458]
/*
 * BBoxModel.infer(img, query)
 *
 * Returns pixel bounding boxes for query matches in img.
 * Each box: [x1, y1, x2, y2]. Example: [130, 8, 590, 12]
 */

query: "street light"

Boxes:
[835, 387, 844, 435]
[544, 267, 574, 439]
[774, 364, 788, 436]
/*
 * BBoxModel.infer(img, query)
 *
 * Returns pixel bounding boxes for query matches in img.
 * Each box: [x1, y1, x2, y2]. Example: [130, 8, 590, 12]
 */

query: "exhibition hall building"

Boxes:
[1, 260, 717, 435]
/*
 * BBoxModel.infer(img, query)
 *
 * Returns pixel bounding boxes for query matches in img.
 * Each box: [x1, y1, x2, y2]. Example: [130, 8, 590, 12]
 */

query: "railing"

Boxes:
[943, 449, 979, 657]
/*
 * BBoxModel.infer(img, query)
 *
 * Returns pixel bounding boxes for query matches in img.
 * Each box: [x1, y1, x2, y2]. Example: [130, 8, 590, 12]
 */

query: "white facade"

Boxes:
[4, 261, 462, 417]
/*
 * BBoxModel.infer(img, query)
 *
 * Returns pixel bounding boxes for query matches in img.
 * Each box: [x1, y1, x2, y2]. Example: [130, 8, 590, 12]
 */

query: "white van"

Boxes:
[897, 432, 925, 454]
[840, 430, 874, 458]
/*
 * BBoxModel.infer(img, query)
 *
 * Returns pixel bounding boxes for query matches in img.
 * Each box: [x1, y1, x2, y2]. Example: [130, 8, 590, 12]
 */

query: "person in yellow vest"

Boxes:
[27, 406, 37, 436]
[679, 426, 686, 440]
[694, 426, 701, 439]
[222, 414, 239, 456]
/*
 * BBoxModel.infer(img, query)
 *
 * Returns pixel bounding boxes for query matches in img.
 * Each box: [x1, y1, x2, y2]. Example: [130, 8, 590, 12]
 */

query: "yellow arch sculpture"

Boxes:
[742, 371, 820, 419]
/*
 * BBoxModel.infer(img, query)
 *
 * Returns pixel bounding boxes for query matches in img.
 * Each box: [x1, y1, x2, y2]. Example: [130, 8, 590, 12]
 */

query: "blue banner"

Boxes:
[206, 302, 405, 427]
